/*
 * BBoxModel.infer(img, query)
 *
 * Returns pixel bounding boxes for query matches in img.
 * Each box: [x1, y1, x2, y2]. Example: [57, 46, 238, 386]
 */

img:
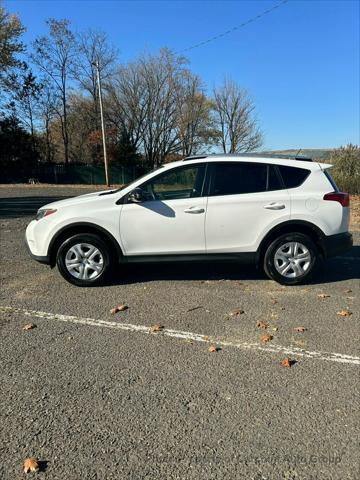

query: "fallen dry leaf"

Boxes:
[110, 304, 128, 315]
[23, 458, 39, 473]
[294, 326, 306, 333]
[230, 308, 244, 316]
[260, 334, 273, 344]
[318, 293, 330, 299]
[208, 345, 219, 353]
[256, 321, 269, 329]
[337, 309, 352, 317]
[281, 358, 292, 368]
[272, 327, 278, 332]
[22, 323, 36, 331]
[150, 323, 163, 333]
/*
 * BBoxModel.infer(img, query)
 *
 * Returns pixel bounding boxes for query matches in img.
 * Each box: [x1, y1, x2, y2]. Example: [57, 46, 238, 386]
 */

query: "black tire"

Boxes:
[263, 232, 318, 285]
[56, 233, 111, 287]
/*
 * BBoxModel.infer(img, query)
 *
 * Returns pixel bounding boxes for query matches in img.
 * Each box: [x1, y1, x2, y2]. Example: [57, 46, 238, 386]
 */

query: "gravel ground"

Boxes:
[0, 186, 359, 480]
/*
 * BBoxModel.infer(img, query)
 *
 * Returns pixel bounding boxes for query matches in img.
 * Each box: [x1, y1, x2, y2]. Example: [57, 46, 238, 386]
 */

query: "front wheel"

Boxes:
[56, 233, 111, 286]
[263, 233, 318, 285]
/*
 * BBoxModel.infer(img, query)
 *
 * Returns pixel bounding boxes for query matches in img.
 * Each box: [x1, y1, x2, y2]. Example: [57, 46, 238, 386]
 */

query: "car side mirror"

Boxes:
[128, 187, 149, 203]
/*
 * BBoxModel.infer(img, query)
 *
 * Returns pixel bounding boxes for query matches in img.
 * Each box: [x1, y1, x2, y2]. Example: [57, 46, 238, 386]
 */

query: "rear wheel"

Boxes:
[56, 233, 111, 286]
[263, 233, 318, 285]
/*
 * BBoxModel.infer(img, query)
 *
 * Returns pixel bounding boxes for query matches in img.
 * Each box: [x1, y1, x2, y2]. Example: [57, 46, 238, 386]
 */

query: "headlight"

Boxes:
[35, 209, 57, 221]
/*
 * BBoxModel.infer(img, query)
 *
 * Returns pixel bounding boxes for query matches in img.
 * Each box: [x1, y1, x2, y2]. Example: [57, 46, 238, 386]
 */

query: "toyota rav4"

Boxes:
[25, 154, 353, 286]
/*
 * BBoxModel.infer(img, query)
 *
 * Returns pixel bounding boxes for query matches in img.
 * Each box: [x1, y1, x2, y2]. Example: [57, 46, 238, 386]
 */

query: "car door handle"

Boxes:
[264, 203, 286, 210]
[184, 207, 205, 214]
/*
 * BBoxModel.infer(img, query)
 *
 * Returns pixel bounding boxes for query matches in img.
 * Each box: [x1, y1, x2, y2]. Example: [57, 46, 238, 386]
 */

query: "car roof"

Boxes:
[184, 153, 314, 162]
[159, 153, 329, 171]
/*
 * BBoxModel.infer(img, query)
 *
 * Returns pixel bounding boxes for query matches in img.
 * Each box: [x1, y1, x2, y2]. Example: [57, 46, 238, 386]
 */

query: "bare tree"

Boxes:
[213, 79, 263, 153]
[73, 29, 118, 163]
[176, 73, 215, 157]
[31, 19, 76, 164]
[7, 69, 42, 151]
[74, 29, 117, 102]
[37, 80, 59, 162]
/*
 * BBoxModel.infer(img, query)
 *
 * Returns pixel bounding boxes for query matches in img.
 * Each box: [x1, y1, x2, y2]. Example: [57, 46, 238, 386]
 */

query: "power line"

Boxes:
[177, 0, 289, 54]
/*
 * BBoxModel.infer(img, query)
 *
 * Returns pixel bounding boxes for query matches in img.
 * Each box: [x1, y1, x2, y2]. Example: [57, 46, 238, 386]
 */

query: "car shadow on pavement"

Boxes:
[0, 196, 70, 219]
[105, 251, 359, 286]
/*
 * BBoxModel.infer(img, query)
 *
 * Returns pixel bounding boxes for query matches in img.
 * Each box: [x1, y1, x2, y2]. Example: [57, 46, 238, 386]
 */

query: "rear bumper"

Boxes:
[25, 236, 50, 265]
[321, 232, 353, 258]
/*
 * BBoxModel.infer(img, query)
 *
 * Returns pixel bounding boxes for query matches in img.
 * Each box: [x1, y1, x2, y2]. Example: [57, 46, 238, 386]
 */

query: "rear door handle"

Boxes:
[184, 207, 205, 214]
[264, 203, 286, 210]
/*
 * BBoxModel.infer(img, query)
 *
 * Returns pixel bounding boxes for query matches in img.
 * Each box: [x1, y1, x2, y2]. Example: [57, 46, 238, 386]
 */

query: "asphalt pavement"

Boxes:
[0, 186, 359, 480]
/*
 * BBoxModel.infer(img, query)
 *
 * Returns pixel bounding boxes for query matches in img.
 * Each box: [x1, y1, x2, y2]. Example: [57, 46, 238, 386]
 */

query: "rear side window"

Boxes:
[210, 162, 283, 196]
[278, 165, 310, 189]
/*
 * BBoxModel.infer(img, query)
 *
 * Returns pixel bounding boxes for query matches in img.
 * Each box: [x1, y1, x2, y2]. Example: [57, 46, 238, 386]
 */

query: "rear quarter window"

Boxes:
[278, 165, 310, 189]
[324, 170, 339, 191]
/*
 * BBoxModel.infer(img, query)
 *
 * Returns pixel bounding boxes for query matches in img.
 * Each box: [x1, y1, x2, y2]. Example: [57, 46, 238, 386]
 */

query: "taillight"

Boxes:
[323, 192, 350, 207]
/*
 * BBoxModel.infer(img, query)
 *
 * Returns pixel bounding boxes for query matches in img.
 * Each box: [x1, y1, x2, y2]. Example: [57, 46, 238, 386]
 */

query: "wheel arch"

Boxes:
[48, 222, 122, 267]
[256, 220, 326, 264]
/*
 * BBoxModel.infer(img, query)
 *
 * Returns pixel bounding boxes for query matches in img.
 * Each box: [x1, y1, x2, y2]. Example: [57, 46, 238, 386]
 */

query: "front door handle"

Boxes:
[264, 203, 286, 210]
[184, 207, 205, 214]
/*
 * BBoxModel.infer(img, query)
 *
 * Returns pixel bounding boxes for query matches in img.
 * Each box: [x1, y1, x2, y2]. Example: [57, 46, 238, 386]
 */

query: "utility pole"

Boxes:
[94, 59, 110, 187]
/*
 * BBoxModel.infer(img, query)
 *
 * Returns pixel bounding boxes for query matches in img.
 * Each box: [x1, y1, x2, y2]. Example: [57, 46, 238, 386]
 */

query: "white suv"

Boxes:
[25, 154, 353, 286]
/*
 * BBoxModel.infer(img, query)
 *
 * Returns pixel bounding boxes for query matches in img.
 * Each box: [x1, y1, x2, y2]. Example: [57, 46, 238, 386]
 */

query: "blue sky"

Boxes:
[5, 0, 360, 150]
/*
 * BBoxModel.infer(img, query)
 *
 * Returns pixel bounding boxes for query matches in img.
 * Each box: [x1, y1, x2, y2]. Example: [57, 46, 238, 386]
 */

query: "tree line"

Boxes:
[0, 2, 263, 172]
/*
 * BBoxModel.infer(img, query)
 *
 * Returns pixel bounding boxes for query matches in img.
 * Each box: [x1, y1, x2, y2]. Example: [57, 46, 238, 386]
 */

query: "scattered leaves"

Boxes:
[256, 321, 269, 329]
[260, 334, 273, 344]
[22, 323, 36, 331]
[337, 309, 352, 317]
[208, 345, 219, 353]
[230, 308, 244, 316]
[318, 293, 330, 299]
[281, 358, 292, 368]
[23, 458, 39, 473]
[150, 323, 163, 333]
[294, 326, 306, 333]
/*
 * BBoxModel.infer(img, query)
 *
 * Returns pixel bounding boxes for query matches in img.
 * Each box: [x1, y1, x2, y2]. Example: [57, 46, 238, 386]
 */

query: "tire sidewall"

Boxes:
[264, 233, 318, 285]
[56, 233, 111, 287]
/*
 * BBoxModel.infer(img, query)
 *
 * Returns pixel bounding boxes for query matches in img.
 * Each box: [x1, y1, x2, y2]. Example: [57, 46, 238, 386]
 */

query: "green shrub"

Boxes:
[329, 144, 360, 194]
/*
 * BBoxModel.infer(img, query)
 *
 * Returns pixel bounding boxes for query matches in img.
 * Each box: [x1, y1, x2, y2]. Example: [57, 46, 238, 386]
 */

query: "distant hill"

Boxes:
[262, 149, 333, 161]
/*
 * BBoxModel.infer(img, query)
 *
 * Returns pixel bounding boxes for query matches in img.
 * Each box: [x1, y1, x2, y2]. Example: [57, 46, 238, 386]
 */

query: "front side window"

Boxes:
[142, 164, 206, 201]
[210, 162, 282, 196]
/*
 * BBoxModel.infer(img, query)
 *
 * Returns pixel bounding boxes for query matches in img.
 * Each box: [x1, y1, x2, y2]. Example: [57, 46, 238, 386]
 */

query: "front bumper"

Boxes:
[321, 232, 353, 258]
[25, 236, 50, 265]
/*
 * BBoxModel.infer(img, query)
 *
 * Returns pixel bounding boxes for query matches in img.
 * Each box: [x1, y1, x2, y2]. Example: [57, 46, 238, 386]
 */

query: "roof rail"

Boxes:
[183, 153, 313, 162]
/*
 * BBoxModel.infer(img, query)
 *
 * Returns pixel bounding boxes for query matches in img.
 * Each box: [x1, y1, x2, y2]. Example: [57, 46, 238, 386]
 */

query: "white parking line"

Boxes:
[1, 305, 359, 366]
